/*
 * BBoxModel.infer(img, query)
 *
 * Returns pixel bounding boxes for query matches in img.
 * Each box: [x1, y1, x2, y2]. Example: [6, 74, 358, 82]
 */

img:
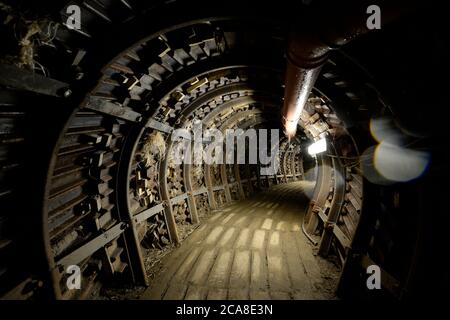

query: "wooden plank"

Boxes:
[1, 277, 34, 299]
[342, 214, 357, 236]
[193, 187, 208, 196]
[146, 118, 173, 134]
[344, 202, 360, 225]
[346, 192, 362, 211]
[212, 185, 224, 191]
[333, 226, 351, 249]
[170, 193, 188, 204]
[0, 63, 69, 97]
[134, 203, 164, 224]
[350, 173, 362, 185]
[86, 97, 141, 122]
[348, 180, 363, 198]
[317, 209, 328, 223]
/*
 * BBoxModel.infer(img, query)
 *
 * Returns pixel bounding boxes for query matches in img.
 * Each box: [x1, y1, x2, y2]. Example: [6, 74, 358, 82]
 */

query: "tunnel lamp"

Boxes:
[308, 138, 327, 156]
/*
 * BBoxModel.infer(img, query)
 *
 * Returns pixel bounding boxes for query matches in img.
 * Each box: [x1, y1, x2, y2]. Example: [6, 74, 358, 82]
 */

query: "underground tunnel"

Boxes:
[0, 0, 449, 303]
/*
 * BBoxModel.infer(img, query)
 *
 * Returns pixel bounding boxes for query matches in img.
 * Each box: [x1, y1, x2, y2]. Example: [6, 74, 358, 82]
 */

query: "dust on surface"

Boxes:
[92, 209, 220, 300]
[93, 183, 341, 300]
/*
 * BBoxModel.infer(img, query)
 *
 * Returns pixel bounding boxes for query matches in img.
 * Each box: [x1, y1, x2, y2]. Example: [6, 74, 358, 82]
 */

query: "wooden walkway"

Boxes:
[141, 181, 339, 300]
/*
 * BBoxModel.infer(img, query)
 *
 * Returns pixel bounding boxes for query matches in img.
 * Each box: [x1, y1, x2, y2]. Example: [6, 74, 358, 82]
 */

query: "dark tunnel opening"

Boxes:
[0, 0, 449, 303]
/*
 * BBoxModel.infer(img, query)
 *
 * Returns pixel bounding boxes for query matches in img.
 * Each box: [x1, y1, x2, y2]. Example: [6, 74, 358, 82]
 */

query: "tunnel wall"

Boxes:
[0, 0, 436, 300]
[0, 3, 307, 298]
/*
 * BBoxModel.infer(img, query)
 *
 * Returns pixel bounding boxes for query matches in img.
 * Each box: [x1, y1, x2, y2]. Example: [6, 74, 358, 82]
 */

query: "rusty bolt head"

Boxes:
[63, 88, 72, 98]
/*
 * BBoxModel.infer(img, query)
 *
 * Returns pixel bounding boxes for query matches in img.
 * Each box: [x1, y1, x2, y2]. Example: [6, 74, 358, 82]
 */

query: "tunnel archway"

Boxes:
[1, 0, 446, 301]
[39, 11, 376, 299]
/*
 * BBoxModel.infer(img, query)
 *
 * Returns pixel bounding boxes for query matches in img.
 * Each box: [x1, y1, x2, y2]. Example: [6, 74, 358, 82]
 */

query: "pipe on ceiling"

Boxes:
[282, 0, 413, 139]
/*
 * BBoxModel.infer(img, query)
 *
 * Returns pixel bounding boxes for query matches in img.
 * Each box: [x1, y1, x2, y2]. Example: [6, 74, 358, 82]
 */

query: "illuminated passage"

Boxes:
[141, 181, 339, 300]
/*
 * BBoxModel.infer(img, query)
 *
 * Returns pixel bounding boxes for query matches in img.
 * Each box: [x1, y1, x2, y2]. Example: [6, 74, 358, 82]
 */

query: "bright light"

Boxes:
[308, 137, 327, 155]
[284, 120, 298, 140]
[374, 141, 430, 182]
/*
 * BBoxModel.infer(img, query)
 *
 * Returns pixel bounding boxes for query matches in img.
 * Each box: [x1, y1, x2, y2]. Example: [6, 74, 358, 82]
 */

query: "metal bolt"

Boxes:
[63, 88, 72, 98]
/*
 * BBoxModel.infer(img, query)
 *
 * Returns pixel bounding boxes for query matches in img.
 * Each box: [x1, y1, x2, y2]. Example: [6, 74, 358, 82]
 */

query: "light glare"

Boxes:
[308, 138, 327, 156]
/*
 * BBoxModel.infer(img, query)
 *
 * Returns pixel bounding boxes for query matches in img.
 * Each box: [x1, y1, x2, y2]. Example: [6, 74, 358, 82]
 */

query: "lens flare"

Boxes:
[364, 117, 430, 184]
[307, 137, 327, 156]
[370, 117, 403, 145]
[374, 142, 430, 182]
[302, 164, 344, 199]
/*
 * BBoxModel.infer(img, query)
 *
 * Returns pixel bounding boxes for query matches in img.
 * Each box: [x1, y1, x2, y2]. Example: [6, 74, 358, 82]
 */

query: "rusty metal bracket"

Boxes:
[133, 203, 165, 224]
[85, 97, 142, 122]
[146, 118, 174, 134]
[0, 63, 71, 97]
[55, 222, 128, 270]
[170, 193, 189, 204]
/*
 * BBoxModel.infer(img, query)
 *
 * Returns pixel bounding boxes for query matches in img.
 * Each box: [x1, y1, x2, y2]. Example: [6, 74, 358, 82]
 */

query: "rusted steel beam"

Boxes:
[193, 187, 208, 196]
[220, 163, 232, 203]
[133, 203, 164, 224]
[290, 152, 297, 181]
[305, 154, 333, 234]
[234, 163, 245, 199]
[86, 97, 142, 122]
[298, 153, 305, 179]
[204, 165, 217, 209]
[256, 164, 262, 190]
[117, 126, 150, 286]
[183, 163, 199, 224]
[318, 154, 346, 256]
[281, 149, 288, 183]
[245, 163, 254, 194]
[56, 222, 127, 269]
[158, 141, 180, 245]
[266, 174, 271, 188]
[337, 178, 379, 298]
[0, 63, 70, 98]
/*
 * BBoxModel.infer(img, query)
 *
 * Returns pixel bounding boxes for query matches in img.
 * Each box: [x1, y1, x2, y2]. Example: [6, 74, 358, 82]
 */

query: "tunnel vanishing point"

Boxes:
[0, 0, 449, 301]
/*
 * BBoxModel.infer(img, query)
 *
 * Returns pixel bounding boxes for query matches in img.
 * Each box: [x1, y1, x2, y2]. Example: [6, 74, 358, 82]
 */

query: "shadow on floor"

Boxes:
[140, 181, 339, 300]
